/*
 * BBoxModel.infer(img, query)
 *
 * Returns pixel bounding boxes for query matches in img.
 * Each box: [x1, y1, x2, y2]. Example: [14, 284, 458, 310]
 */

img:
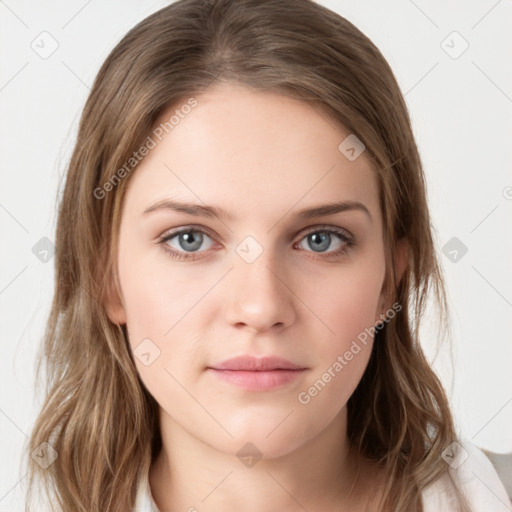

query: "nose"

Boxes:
[224, 244, 297, 334]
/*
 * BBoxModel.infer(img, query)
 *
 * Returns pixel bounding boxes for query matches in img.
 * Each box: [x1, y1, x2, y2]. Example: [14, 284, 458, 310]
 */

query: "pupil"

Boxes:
[310, 232, 330, 252]
[181, 231, 202, 251]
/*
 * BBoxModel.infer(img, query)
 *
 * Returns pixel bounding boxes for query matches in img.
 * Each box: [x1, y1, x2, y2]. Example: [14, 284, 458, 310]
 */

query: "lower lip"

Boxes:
[207, 369, 306, 390]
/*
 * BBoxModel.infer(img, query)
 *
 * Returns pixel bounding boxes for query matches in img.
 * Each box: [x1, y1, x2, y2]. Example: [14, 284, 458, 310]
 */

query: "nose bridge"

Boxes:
[224, 233, 295, 331]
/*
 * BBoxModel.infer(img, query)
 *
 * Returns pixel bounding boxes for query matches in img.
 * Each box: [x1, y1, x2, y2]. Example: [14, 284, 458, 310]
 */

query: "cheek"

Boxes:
[121, 279, 198, 367]
[299, 262, 384, 401]
[295, 342, 372, 438]
[121, 274, 203, 417]
[118, 239, 199, 343]
[118, 245, 225, 409]
[311, 262, 385, 345]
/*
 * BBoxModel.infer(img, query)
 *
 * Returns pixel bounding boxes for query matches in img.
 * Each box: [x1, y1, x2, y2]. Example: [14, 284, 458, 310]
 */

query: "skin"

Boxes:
[106, 82, 407, 511]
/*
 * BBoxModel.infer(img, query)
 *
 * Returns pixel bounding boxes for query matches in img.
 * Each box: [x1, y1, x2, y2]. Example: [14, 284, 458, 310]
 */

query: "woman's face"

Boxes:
[107, 82, 392, 458]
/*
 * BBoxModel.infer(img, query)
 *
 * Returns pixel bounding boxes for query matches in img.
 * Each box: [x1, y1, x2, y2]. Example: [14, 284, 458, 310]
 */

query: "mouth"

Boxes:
[206, 355, 308, 391]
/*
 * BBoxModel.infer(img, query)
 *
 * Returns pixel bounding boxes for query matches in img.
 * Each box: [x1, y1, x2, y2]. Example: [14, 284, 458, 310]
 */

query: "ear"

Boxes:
[102, 268, 127, 325]
[375, 238, 409, 324]
[393, 237, 409, 288]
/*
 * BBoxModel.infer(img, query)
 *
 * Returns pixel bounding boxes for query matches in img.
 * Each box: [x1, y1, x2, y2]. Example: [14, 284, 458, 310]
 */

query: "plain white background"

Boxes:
[1, 0, 511, 509]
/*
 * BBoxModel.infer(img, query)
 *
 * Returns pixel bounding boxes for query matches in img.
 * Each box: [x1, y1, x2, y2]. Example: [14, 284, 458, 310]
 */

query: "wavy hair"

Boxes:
[26, 0, 469, 510]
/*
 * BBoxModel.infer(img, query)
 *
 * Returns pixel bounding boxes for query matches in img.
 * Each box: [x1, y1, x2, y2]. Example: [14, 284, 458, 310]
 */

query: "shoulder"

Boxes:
[422, 440, 512, 512]
[131, 441, 512, 512]
[133, 470, 160, 512]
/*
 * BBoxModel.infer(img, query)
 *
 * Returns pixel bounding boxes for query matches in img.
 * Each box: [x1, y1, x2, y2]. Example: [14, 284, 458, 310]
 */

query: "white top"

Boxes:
[133, 441, 512, 511]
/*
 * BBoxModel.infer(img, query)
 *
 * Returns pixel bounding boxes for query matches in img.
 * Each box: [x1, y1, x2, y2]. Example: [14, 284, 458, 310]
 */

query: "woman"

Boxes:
[26, 1, 510, 511]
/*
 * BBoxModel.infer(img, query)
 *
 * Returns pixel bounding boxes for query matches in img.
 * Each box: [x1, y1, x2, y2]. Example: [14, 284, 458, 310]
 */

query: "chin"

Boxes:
[208, 422, 315, 462]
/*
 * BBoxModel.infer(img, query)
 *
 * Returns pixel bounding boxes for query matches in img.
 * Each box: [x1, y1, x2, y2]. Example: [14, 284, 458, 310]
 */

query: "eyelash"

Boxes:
[157, 224, 355, 262]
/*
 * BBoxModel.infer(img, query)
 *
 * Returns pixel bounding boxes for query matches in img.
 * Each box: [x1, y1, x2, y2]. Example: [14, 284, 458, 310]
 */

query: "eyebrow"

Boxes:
[143, 199, 372, 222]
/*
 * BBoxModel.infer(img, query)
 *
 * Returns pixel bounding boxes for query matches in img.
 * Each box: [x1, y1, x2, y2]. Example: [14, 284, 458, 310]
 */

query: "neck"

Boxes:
[148, 407, 375, 512]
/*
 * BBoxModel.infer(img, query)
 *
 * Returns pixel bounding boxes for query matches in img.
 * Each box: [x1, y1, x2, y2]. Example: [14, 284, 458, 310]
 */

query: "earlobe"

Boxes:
[375, 238, 409, 325]
[394, 238, 409, 287]
[105, 299, 127, 326]
[102, 271, 127, 325]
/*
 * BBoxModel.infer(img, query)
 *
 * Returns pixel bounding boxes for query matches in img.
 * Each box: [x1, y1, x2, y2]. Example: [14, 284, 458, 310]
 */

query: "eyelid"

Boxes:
[159, 223, 353, 243]
[158, 222, 356, 264]
[299, 223, 353, 241]
[158, 223, 355, 253]
[159, 224, 219, 242]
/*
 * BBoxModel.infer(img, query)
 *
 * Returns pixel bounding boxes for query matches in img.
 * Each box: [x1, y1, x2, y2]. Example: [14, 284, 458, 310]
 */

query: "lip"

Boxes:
[206, 356, 308, 391]
[210, 355, 306, 371]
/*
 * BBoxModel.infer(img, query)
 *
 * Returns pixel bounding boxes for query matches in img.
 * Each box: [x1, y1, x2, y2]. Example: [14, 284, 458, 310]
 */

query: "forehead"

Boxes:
[123, 82, 380, 225]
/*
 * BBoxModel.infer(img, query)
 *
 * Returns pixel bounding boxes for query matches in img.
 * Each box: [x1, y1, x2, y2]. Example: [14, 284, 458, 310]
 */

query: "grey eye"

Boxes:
[164, 230, 214, 253]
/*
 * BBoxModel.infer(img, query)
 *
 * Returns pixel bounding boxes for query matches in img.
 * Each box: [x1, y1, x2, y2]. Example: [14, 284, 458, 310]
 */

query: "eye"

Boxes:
[158, 226, 216, 261]
[158, 225, 355, 262]
[295, 226, 354, 261]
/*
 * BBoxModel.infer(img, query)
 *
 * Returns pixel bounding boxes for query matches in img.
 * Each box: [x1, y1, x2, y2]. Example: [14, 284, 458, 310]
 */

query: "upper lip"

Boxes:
[209, 355, 306, 371]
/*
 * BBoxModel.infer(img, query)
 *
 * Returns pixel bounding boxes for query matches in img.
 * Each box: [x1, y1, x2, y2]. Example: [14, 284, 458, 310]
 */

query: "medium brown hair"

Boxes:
[26, 1, 469, 510]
